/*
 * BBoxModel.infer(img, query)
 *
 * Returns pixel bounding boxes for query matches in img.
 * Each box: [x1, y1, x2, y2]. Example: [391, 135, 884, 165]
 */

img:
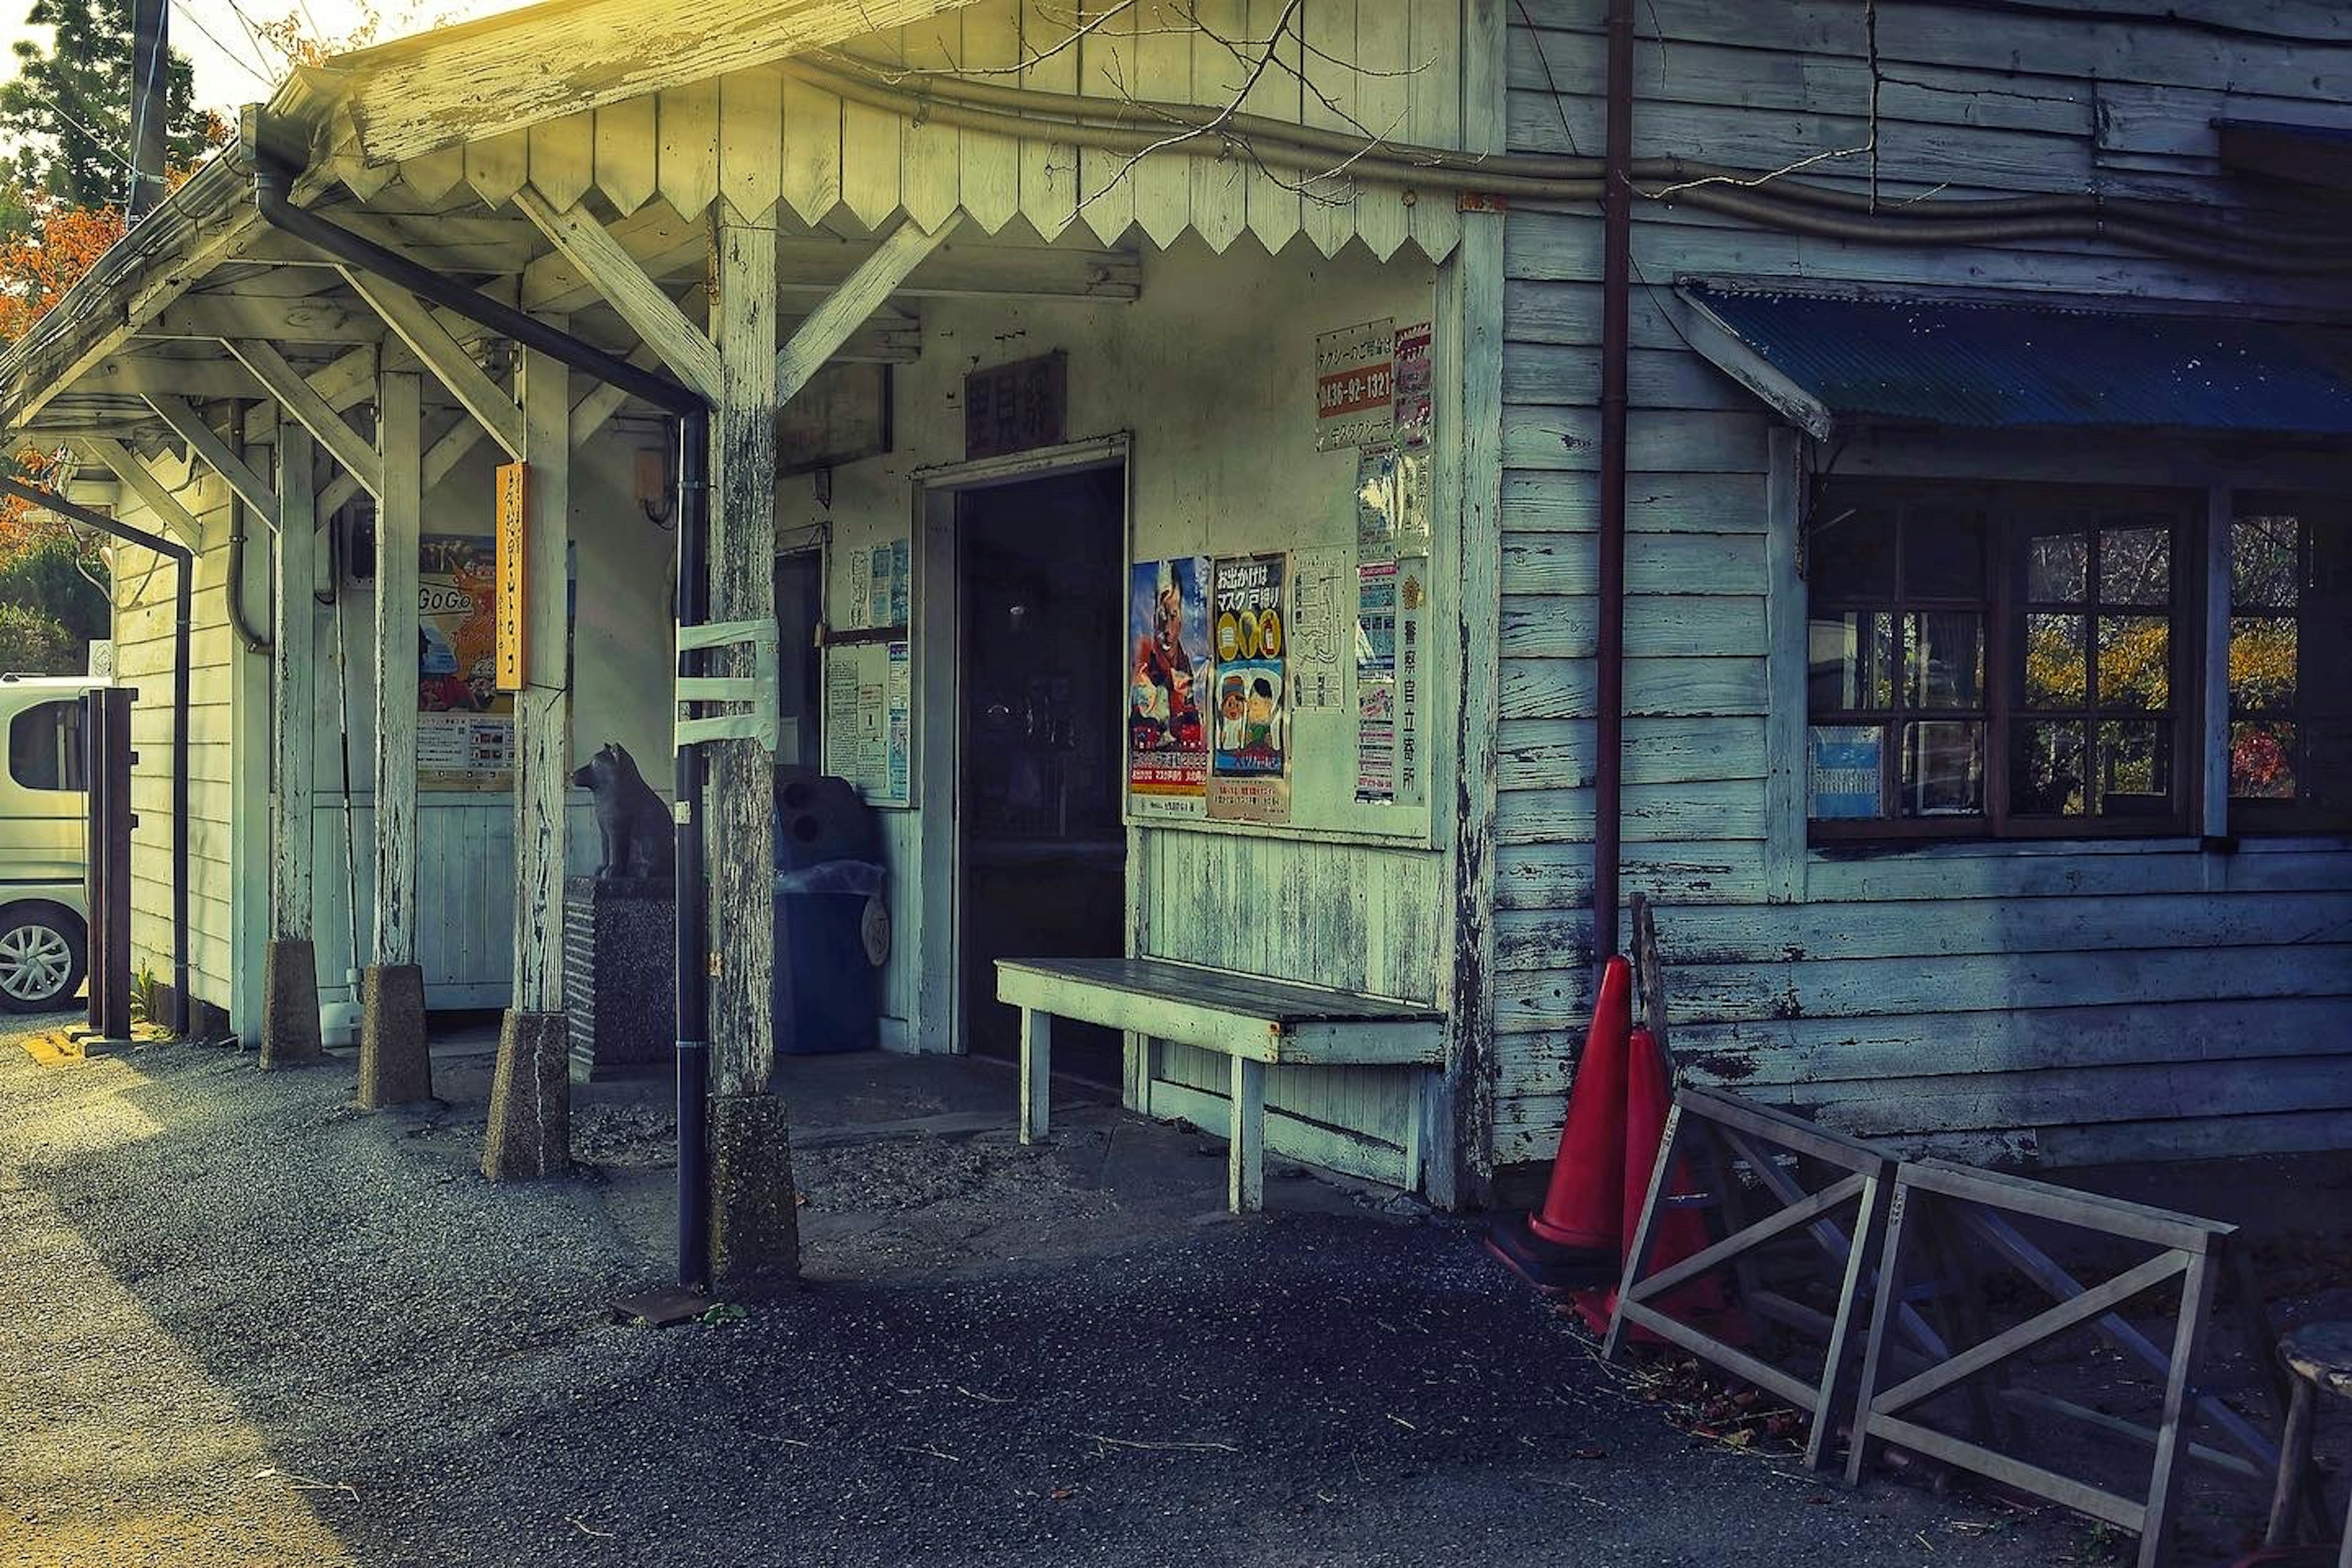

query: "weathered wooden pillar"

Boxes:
[360, 370, 431, 1107]
[483, 341, 574, 1180]
[260, 421, 322, 1068]
[703, 203, 797, 1294]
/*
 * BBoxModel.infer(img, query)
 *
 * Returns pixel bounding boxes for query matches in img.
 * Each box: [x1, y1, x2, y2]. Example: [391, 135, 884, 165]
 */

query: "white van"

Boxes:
[0, 674, 104, 1012]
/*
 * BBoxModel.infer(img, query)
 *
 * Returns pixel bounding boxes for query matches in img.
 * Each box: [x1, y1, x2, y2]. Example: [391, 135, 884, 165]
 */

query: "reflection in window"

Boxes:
[9, 700, 84, 792]
[2228, 499, 2351, 829]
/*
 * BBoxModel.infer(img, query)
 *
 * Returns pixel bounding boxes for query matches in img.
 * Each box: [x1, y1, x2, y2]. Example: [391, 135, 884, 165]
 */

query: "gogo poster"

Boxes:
[1207, 552, 1289, 824]
[1127, 556, 1210, 817]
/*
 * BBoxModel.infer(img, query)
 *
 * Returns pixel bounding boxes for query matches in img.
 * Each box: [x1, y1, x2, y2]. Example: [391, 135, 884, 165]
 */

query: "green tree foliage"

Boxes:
[0, 0, 212, 212]
[0, 533, 104, 644]
[0, 600, 80, 673]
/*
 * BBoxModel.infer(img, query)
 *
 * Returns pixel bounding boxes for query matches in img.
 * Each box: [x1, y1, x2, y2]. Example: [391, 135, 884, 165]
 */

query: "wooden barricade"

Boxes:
[1602, 1085, 1915, 1470]
[1846, 1161, 2290, 1568]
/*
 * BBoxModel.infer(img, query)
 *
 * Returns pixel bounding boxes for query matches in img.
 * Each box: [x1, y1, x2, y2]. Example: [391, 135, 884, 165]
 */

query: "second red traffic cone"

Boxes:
[1485, 956, 1634, 1289]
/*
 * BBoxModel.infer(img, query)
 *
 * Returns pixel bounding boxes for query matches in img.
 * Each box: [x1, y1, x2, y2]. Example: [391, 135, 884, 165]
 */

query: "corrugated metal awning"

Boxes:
[1675, 282, 2352, 442]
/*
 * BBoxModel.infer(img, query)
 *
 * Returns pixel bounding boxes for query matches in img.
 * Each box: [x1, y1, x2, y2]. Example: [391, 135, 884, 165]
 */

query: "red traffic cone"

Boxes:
[1572, 1025, 1739, 1339]
[1485, 956, 1633, 1291]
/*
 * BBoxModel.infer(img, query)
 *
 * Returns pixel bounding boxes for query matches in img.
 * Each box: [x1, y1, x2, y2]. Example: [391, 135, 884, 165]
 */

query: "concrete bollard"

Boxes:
[707, 1094, 801, 1298]
[357, 965, 432, 1109]
[481, 1010, 571, 1180]
[259, 939, 323, 1068]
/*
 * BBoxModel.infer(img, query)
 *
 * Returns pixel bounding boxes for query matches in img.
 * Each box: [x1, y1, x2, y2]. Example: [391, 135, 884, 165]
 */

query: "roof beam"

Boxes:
[140, 293, 386, 345]
[144, 394, 280, 531]
[325, 0, 974, 165]
[773, 237, 1140, 301]
[778, 214, 959, 403]
[341, 269, 526, 461]
[512, 188, 721, 402]
[74, 435, 205, 549]
[226, 338, 386, 500]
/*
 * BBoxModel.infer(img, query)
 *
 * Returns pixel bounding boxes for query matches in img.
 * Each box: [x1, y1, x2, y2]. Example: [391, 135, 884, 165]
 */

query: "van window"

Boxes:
[10, 700, 85, 791]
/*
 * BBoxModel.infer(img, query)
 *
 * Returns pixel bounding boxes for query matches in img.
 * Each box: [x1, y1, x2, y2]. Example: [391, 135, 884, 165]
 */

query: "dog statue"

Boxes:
[571, 741, 674, 881]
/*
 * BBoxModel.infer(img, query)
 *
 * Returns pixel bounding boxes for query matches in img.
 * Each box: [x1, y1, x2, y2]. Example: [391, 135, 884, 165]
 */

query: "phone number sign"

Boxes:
[1315, 317, 1395, 451]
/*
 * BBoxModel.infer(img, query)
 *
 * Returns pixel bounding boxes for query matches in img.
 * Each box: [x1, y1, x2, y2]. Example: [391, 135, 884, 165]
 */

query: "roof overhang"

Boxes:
[1675, 282, 2352, 445]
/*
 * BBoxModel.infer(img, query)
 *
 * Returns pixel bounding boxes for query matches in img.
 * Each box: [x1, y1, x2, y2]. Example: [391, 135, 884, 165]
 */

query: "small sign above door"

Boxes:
[965, 351, 1068, 460]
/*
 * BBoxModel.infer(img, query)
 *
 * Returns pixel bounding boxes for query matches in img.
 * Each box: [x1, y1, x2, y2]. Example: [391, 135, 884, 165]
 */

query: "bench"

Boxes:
[995, 956, 1446, 1213]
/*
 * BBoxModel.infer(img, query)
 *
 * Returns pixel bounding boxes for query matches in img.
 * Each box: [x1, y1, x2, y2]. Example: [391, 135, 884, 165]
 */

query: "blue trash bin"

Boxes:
[772, 859, 881, 1055]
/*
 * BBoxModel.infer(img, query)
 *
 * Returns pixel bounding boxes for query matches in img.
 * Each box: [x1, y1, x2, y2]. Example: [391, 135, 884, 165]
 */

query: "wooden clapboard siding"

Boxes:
[109, 469, 243, 1011]
[1489, 0, 2352, 1170]
[1134, 828, 1443, 1187]
[379, 1, 1468, 262]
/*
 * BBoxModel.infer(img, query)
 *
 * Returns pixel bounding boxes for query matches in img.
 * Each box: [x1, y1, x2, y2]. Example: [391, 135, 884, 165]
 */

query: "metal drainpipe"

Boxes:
[0, 477, 190, 1033]
[244, 127, 720, 1289]
[1593, 0, 1634, 967]
[225, 402, 271, 655]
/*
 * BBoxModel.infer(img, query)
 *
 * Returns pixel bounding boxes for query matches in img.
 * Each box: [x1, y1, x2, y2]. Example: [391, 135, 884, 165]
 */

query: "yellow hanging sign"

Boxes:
[494, 461, 527, 692]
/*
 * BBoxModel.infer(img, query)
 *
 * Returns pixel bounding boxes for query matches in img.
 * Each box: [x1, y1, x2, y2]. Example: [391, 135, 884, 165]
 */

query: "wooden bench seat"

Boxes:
[996, 956, 1446, 1213]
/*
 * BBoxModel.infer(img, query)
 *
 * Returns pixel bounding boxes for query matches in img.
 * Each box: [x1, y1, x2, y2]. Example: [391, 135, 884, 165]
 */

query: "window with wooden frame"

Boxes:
[2227, 494, 2352, 832]
[1805, 481, 2201, 840]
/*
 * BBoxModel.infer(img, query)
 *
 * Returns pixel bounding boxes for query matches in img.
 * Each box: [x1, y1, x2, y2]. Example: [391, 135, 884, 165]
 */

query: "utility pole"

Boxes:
[126, 0, 167, 221]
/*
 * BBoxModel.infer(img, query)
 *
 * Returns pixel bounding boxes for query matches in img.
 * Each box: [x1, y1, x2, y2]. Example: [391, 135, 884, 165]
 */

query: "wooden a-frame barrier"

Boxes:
[1604, 1087, 2312, 1566]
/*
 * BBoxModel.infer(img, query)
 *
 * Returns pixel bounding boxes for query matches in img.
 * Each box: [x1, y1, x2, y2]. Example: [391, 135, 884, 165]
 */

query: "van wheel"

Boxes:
[0, 908, 84, 1012]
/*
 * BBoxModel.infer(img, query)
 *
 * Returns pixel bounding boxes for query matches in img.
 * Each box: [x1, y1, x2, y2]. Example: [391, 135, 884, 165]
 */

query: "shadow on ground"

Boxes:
[0, 1030, 2123, 1567]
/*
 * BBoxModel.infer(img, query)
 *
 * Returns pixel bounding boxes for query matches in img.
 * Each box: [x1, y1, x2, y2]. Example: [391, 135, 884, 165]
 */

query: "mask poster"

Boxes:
[1207, 552, 1290, 824]
[416, 533, 516, 789]
[1127, 556, 1210, 817]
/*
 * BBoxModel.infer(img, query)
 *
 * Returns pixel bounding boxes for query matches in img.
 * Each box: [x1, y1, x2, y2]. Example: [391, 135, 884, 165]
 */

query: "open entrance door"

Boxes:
[954, 466, 1126, 1084]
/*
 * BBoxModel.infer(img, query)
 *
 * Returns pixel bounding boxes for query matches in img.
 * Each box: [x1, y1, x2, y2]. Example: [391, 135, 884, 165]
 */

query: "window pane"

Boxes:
[2099, 526, 2170, 606]
[2011, 720, 2087, 816]
[2229, 616, 2297, 715]
[1904, 507, 1985, 598]
[2024, 614, 2087, 707]
[2312, 722, 2351, 815]
[1807, 723, 1884, 820]
[2027, 533, 2088, 603]
[1900, 720, 1983, 816]
[2095, 719, 2170, 814]
[2232, 514, 2300, 609]
[7, 701, 81, 792]
[1811, 507, 1896, 600]
[1904, 611, 1983, 709]
[2096, 616, 2169, 710]
[1808, 612, 1896, 710]
[2230, 720, 2298, 800]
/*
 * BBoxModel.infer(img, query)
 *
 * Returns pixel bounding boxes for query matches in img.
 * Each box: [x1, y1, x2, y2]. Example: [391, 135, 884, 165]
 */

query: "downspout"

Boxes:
[225, 403, 270, 654]
[243, 118, 719, 1290]
[0, 477, 190, 1033]
[1593, 0, 1633, 966]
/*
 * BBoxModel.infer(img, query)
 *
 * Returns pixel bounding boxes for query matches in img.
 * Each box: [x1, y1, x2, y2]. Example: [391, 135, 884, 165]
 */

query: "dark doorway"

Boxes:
[956, 465, 1126, 1084]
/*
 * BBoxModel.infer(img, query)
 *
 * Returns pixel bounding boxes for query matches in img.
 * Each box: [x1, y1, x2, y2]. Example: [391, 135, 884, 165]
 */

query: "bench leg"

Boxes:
[1019, 1008, 1051, 1145]
[2265, 1378, 2316, 1548]
[1229, 1057, 1265, 1213]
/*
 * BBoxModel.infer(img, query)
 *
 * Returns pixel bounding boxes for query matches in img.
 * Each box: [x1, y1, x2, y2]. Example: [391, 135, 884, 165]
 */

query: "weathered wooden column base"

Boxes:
[357, 965, 432, 1108]
[481, 1010, 571, 1180]
[708, 1095, 800, 1298]
[259, 939, 323, 1068]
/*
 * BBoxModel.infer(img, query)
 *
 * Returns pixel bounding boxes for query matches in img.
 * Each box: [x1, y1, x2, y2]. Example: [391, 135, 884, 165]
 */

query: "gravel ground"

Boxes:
[2, 1023, 2098, 1567]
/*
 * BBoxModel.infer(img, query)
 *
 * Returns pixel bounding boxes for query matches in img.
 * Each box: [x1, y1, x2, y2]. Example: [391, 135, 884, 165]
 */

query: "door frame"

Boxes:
[909, 432, 1131, 1057]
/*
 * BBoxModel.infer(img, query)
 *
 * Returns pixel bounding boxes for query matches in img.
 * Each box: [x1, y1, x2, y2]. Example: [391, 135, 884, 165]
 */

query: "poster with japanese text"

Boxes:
[1128, 556, 1210, 816]
[1316, 318, 1396, 451]
[1355, 556, 1427, 809]
[417, 533, 515, 789]
[1207, 552, 1290, 824]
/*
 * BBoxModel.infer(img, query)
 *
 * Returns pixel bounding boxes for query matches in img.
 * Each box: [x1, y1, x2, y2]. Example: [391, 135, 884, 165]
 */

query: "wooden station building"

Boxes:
[0, 0, 2346, 1224]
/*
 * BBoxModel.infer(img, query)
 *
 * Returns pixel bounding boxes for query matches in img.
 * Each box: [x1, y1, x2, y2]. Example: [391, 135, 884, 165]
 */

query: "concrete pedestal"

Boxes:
[358, 965, 432, 1109]
[482, 1010, 571, 1181]
[708, 1094, 801, 1298]
[260, 939, 322, 1068]
[563, 876, 677, 1080]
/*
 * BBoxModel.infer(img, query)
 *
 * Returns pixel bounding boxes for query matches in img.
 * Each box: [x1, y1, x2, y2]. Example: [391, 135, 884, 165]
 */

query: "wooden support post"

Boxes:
[512, 342, 570, 1015]
[1019, 1008, 1051, 1145]
[261, 422, 321, 1068]
[707, 207, 780, 1099]
[360, 370, 431, 1107]
[703, 202, 798, 1292]
[1229, 1056, 1266, 1213]
[483, 340, 573, 1177]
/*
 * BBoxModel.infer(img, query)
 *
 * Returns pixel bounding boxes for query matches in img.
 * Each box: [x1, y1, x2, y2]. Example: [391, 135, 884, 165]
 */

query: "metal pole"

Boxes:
[1593, 0, 1634, 967]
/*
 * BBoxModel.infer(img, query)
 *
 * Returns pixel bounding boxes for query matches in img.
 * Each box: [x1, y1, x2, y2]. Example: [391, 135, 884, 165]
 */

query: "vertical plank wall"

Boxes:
[109, 461, 241, 1010]
[1491, 0, 2352, 1168]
